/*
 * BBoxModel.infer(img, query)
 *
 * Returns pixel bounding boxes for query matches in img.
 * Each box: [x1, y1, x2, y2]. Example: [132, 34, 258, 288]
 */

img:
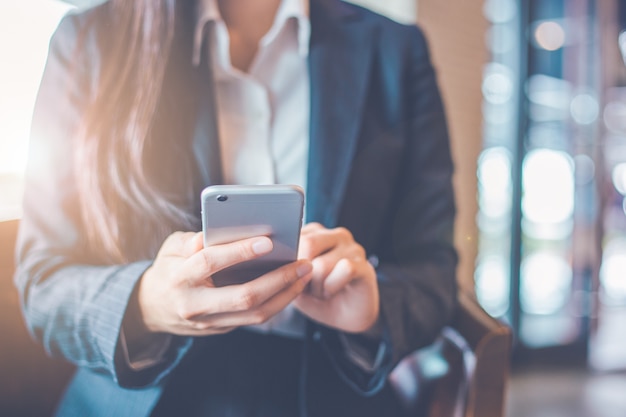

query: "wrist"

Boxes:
[130, 266, 161, 337]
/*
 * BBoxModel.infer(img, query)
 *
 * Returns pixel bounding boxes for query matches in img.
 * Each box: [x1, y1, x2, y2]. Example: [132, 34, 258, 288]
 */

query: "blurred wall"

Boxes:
[416, 1, 488, 293]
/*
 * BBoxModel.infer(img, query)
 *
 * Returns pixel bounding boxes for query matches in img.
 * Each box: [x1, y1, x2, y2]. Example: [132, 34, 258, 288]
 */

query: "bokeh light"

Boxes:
[600, 238, 626, 306]
[483, 63, 514, 105]
[521, 252, 573, 315]
[478, 147, 513, 219]
[483, 0, 517, 24]
[604, 100, 626, 134]
[534, 21, 566, 51]
[570, 93, 599, 125]
[527, 74, 572, 122]
[611, 163, 626, 195]
[522, 149, 575, 225]
[475, 256, 510, 317]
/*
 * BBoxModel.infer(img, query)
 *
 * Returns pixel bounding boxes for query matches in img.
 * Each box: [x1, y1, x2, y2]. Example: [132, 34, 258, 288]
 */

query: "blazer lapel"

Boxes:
[306, 0, 375, 226]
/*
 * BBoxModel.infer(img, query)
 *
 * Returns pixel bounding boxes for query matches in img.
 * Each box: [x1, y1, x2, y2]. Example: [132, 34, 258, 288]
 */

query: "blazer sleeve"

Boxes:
[316, 24, 458, 394]
[376, 24, 458, 366]
[13, 13, 192, 388]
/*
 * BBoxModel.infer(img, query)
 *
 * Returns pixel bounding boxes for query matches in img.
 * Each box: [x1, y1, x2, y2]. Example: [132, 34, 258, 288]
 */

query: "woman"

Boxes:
[15, 0, 458, 416]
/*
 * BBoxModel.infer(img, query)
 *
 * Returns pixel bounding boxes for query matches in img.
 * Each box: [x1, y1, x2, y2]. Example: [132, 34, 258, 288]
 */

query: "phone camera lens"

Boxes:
[217, 195, 228, 202]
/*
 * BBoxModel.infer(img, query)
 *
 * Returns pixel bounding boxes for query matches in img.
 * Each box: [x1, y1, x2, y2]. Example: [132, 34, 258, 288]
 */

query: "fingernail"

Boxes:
[297, 262, 313, 278]
[252, 238, 273, 255]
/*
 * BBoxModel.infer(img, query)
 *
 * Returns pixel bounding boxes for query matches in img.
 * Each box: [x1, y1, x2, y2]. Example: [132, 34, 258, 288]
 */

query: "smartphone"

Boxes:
[201, 184, 305, 287]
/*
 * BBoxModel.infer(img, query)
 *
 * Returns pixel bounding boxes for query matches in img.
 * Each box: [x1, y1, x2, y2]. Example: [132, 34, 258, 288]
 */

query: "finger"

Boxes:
[307, 253, 342, 298]
[298, 230, 337, 260]
[185, 260, 313, 317]
[306, 244, 365, 298]
[185, 267, 313, 332]
[211, 260, 313, 312]
[321, 258, 369, 299]
[181, 236, 274, 284]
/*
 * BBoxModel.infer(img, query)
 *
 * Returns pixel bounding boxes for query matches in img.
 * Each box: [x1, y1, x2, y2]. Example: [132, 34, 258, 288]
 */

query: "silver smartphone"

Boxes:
[201, 184, 305, 287]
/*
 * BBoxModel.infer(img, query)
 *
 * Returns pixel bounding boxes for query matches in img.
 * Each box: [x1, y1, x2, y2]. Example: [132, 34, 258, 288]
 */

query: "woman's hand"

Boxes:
[136, 232, 313, 337]
[294, 223, 379, 334]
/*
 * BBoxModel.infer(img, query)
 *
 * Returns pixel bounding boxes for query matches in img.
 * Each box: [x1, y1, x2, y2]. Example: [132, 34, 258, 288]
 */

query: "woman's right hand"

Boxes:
[136, 231, 313, 337]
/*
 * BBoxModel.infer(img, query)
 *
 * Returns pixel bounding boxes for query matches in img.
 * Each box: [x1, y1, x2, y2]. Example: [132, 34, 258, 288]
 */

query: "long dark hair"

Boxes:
[74, 0, 197, 263]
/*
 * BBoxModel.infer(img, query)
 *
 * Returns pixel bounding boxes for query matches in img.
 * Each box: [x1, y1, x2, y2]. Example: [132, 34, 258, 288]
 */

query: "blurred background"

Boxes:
[3, 0, 626, 416]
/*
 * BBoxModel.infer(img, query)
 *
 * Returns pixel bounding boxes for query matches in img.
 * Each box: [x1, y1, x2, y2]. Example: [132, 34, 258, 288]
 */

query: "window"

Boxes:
[0, 0, 75, 220]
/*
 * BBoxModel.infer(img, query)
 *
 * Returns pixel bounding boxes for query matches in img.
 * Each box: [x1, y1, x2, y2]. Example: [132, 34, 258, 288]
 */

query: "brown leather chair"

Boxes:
[450, 292, 512, 417]
[0, 219, 75, 417]
[0, 219, 511, 417]
[390, 292, 512, 417]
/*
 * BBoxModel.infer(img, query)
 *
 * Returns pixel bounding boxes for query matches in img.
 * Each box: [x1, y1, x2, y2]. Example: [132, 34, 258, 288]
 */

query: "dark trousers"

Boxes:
[151, 330, 405, 417]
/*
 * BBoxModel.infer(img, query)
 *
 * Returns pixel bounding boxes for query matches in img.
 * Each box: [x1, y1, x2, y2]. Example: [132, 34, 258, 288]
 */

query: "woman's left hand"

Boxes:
[294, 223, 379, 333]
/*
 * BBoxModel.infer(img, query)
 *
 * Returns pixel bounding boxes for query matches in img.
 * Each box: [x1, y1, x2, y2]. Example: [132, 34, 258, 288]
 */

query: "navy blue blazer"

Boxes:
[15, 0, 457, 416]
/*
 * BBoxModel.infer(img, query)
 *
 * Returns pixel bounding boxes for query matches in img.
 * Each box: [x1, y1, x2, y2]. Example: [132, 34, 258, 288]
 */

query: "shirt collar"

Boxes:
[193, 0, 310, 66]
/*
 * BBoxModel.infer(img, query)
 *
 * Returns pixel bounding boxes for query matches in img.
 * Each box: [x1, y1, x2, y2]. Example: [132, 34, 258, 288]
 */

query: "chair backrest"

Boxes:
[0, 219, 75, 417]
[451, 292, 511, 417]
[389, 292, 512, 417]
